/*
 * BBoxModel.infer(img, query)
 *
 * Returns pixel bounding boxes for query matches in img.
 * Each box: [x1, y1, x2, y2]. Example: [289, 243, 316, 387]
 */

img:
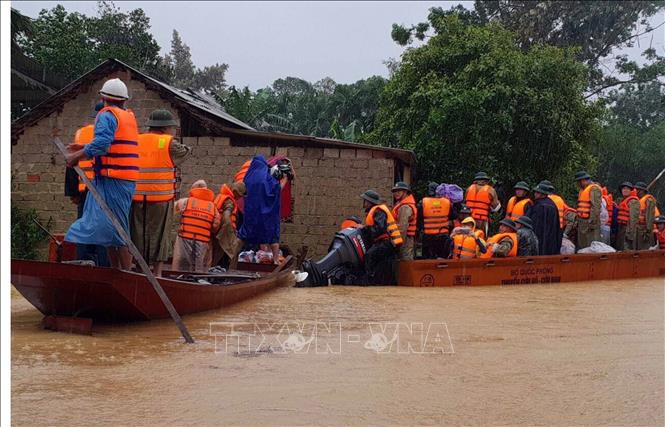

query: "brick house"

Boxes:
[11, 59, 415, 258]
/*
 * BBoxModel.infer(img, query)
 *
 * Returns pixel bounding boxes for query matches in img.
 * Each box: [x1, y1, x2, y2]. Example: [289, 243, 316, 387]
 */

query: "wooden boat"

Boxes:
[397, 250, 665, 287]
[11, 258, 294, 322]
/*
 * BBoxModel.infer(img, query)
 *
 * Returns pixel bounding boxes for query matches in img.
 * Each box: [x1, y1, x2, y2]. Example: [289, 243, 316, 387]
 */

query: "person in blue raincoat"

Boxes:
[232, 156, 292, 268]
[64, 78, 140, 270]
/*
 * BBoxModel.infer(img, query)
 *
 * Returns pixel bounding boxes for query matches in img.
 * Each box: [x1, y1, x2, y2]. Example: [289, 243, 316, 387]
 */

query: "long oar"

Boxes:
[52, 138, 194, 344]
[647, 167, 665, 190]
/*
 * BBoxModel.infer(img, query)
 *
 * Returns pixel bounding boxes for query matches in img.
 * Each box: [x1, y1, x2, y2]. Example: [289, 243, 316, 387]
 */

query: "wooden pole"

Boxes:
[647, 167, 665, 191]
[52, 138, 195, 344]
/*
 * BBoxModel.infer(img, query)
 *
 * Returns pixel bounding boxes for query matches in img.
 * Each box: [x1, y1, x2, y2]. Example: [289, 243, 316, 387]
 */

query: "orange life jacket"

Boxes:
[549, 194, 575, 229]
[392, 194, 417, 237]
[656, 228, 665, 249]
[178, 188, 216, 242]
[422, 197, 451, 235]
[506, 196, 533, 222]
[214, 184, 239, 230]
[638, 194, 660, 226]
[132, 133, 177, 202]
[480, 232, 518, 258]
[75, 125, 95, 192]
[465, 184, 493, 222]
[617, 191, 639, 225]
[95, 106, 140, 181]
[577, 183, 601, 220]
[234, 160, 251, 183]
[452, 232, 478, 259]
[366, 204, 403, 247]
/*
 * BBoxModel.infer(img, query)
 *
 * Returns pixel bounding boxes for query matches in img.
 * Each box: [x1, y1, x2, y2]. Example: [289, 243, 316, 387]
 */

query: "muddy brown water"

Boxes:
[12, 279, 665, 426]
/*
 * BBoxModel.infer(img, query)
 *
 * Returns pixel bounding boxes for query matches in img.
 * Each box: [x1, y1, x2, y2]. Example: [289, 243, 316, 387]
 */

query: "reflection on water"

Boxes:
[12, 279, 665, 426]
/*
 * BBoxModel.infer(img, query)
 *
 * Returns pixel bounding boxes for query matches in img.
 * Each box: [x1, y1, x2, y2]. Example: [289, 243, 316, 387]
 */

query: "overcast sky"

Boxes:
[13, 1, 664, 89]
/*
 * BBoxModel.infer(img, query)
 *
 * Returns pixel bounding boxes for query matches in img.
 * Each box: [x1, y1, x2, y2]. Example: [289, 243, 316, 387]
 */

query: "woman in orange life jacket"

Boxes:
[129, 109, 192, 276]
[173, 180, 222, 272]
[357, 190, 403, 285]
[653, 216, 665, 250]
[450, 217, 487, 259]
[64, 78, 139, 270]
[212, 181, 246, 270]
[391, 181, 417, 261]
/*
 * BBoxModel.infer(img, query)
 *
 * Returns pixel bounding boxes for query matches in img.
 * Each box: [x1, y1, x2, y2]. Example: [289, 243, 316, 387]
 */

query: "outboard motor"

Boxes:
[297, 227, 370, 287]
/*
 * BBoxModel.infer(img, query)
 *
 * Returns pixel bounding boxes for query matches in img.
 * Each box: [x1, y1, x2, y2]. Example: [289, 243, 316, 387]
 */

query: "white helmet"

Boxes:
[99, 78, 129, 101]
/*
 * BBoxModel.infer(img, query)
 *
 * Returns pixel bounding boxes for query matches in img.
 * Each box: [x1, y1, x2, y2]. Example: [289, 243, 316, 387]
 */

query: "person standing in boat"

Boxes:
[420, 182, 454, 259]
[391, 182, 417, 261]
[359, 190, 403, 284]
[515, 216, 539, 256]
[635, 181, 660, 250]
[615, 182, 640, 251]
[481, 219, 518, 258]
[505, 181, 533, 222]
[63, 101, 110, 267]
[173, 180, 221, 272]
[528, 182, 562, 255]
[574, 171, 602, 250]
[64, 78, 139, 270]
[465, 172, 501, 237]
[213, 181, 246, 269]
[130, 110, 192, 276]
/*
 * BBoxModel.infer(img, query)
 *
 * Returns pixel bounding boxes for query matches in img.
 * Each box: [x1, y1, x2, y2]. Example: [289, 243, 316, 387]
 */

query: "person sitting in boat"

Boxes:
[358, 190, 403, 284]
[212, 181, 246, 269]
[653, 216, 665, 250]
[64, 78, 139, 271]
[515, 216, 539, 257]
[173, 180, 221, 272]
[450, 217, 486, 259]
[481, 219, 518, 258]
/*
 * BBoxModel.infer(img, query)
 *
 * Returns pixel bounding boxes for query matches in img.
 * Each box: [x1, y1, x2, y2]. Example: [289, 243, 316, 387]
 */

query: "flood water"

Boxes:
[12, 279, 665, 426]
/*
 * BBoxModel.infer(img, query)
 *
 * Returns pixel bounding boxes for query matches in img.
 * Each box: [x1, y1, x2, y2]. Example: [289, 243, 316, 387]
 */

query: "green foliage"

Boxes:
[593, 83, 665, 203]
[19, 1, 166, 81]
[371, 14, 601, 189]
[221, 76, 386, 141]
[393, 2, 665, 96]
[11, 207, 51, 260]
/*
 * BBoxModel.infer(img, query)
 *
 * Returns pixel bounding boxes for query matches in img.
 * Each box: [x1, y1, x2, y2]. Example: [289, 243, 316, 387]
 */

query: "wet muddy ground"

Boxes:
[11, 279, 664, 426]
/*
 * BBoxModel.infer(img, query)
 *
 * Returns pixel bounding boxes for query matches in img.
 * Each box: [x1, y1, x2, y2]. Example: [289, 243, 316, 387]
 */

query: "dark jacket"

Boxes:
[517, 228, 539, 256]
[528, 197, 562, 255]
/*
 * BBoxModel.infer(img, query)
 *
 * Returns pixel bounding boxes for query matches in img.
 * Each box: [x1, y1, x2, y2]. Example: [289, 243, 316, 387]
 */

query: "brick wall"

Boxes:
[11, 73, 396, 259]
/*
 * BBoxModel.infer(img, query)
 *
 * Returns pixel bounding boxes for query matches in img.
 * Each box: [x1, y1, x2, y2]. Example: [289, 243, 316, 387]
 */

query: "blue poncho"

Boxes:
[238, 155, 281, 244]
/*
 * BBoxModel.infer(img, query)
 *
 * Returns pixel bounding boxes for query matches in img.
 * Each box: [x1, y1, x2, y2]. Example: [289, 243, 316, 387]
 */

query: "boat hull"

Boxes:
[397, 250, 665, 287]
[11, 259, 292, 321]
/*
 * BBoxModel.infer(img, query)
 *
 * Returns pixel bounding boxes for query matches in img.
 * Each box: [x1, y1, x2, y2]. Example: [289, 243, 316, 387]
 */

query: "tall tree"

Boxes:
[18, 1, 165, 80]
[370, 13, 601, 193]
[393, 2, 665, 97]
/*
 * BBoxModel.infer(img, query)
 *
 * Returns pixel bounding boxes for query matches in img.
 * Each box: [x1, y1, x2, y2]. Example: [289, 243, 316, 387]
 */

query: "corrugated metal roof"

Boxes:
[115, 59, 254, 131]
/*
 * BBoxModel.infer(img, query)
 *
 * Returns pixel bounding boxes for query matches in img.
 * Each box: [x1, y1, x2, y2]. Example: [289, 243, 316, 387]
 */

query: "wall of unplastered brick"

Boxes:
[178, 137, 395, 257]
[11, 73, 396, 259]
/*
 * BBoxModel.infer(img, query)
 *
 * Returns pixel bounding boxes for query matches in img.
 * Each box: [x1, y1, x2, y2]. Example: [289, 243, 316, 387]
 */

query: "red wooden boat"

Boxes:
[397, 250, 665, 287]
[11, 258, 294, 322]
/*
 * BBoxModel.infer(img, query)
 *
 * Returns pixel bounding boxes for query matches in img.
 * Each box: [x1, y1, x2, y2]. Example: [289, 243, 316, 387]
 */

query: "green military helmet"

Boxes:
[391, 181, 412, 193]
[619, 181, 634, 190]
[533, 181, 553, 195]
[574, 171, 591, 181]
[634, 181, 648, 191]
[513, 181, 530, 191]
[147, 109, 178, 128]
[360, 190, 382, 205]
[474, 171, 490, 181]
